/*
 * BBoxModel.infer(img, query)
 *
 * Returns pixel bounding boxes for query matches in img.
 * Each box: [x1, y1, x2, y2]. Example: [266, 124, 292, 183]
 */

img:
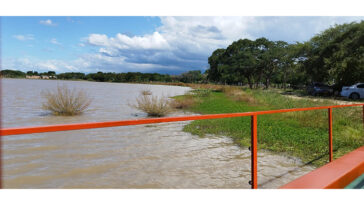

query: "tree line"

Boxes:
[206, 21, 364, 89]
[3, 21, 363, 88]
[0, 69, 205, 84]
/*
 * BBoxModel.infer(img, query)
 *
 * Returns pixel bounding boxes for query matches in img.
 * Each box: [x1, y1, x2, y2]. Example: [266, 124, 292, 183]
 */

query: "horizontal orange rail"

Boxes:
[1, 103, 363, 189]
[1, 104, 363, 136]
[280, 146, 364, 189]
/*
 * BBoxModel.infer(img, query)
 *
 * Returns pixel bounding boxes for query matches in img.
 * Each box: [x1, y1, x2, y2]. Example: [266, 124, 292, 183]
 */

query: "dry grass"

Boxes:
[221, 86, 256, 104]
[171, 95, 197, 109]
[41, 85, 92, 116]
[188, 84, 225, 92]
[132, 94, 172, 117]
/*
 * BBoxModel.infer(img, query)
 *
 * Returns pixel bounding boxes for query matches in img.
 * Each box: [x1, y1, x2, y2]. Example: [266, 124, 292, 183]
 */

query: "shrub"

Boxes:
[132, 94, 172, 117]
[41, 85, 92, 116]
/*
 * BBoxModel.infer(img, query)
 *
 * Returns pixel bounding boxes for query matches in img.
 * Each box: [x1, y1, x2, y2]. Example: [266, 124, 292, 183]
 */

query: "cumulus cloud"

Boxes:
[6, 16, 364, 74]
[13, 34, 34, 41]
[39, 19, 56, 26]
[84, 17, 258, 72]
[87, 32, 170, 50]
[86, 16, 364, 73]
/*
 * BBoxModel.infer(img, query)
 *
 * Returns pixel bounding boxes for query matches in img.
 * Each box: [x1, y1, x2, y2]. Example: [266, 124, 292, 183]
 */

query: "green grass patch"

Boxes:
[181, 88, 364, 167]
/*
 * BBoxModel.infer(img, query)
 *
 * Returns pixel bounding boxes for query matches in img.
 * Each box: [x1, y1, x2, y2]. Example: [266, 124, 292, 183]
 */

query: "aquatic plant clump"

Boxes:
[140, 89, 152, 96]
[132, 94, 172, 117]
[41, 85, 92, 116]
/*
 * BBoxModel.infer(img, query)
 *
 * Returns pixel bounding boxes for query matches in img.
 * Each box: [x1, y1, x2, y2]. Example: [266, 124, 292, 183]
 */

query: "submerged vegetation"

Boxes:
[41, 85, 92, 116]
[178, 86, 363, 167]
[140, 89, 152, 96]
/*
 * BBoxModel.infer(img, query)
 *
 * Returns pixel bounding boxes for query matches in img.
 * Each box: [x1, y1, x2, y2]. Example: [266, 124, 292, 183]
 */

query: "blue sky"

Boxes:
[2, 16, 364, 74]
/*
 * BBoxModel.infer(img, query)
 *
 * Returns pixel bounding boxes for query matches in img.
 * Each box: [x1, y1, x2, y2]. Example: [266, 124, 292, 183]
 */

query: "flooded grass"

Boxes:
[181, 88, 364, 167]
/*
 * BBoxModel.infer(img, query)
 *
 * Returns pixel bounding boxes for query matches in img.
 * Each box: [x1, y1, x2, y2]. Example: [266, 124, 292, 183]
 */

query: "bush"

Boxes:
[132, 94, 172, 117]
[41, 85, 92, 116]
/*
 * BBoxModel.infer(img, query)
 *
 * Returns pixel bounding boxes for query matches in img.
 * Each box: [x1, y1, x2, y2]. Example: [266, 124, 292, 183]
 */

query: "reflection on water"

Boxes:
[1, 79, 314, 188]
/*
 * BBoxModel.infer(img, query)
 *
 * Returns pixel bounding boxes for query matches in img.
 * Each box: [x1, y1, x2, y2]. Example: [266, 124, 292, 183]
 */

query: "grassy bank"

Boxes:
[178, 87, 363, 167]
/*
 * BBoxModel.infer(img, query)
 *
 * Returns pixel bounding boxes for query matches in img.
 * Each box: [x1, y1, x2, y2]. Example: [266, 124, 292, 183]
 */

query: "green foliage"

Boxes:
[206, 38, 293, 89]
[300, 21, 364, 86]
[181, 90, 363, 167]
[57, 71, 174, 83]
[206, 20, 364, 88]
[57, 72, 85, 80]
[179, 70, 203, 83]
[26, 70, 39, 75]
[0, 69, 26, 78]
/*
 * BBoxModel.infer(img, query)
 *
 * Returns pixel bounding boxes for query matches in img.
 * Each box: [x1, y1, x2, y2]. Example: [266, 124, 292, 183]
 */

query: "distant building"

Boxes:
[26, 75, 41, 79]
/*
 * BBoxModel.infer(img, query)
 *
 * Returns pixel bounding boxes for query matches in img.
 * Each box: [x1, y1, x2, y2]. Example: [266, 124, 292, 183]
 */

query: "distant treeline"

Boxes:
[206, 21, 364, 88]
[3, 21, 363, 89]
[0, 69, 206, 84]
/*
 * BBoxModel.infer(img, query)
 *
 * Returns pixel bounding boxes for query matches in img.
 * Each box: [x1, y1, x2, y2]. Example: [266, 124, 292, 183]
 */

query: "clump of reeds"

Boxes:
[132, 94, 172, 117]
[41, 85, 92, 116]
[140, 89, 152, 96]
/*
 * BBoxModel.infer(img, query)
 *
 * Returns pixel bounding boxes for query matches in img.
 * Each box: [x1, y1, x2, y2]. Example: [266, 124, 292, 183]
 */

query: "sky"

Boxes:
[2, 16, 364, 74]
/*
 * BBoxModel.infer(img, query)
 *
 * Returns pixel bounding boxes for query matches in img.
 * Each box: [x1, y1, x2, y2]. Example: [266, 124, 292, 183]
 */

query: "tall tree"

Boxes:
[207, 48, 226, 83]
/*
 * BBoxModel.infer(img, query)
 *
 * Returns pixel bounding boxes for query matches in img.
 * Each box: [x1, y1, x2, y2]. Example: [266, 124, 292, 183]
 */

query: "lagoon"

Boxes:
[1, 78, 313, 188]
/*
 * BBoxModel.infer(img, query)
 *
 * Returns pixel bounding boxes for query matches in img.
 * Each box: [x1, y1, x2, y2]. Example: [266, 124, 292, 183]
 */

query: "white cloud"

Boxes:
[87, 31, 170, 50]
[50, 38, 61, 45]
[39, 19, 56, 26]
[82, 17, 260, 72]
[13, 34, 34, 41]
[6, 17, 364, 74]
[102, 17, 364, 71]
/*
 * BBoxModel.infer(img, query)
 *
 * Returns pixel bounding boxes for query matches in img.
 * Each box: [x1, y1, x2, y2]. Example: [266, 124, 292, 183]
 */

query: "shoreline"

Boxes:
[0, 77, 190, 88]
[177, 87, 364, 167]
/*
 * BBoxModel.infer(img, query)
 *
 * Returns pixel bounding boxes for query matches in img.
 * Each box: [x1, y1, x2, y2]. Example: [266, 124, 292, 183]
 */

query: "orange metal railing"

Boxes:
[1, 103, 364, 189]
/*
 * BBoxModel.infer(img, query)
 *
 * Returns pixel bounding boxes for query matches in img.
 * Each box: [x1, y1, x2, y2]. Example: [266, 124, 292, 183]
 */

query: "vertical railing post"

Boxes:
[250, 115, 258, 189]
[328, 108, 333, 162]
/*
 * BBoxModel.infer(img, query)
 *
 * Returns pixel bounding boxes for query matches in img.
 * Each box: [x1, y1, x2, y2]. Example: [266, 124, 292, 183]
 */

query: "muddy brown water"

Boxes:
[1, 78, 314, 188]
